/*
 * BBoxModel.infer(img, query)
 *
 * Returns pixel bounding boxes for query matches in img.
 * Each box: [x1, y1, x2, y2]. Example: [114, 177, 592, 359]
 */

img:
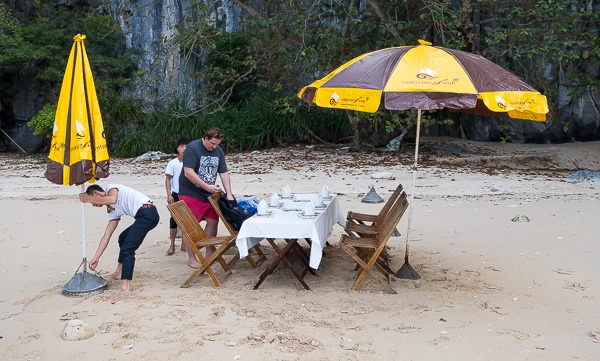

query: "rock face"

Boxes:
[106, 0, 244, 107]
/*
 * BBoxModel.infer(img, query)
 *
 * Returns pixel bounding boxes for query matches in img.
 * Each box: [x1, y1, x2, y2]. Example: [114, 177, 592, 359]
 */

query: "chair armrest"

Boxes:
[347, 211, 378, 223]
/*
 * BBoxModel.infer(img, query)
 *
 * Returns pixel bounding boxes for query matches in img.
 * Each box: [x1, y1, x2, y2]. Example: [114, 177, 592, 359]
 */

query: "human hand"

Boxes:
[206, 184, 221, 193]
[167, 195, 174, 204]
[89, 257, 99, 271]
[79, 193, 88, 203]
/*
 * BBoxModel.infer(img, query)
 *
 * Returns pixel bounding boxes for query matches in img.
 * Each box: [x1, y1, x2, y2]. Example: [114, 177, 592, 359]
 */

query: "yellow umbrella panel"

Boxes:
[46, 34, 109, 186]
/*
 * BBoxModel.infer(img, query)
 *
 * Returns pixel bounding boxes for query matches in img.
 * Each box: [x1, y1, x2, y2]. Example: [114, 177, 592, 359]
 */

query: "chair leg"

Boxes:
[341, 243, 396, 294]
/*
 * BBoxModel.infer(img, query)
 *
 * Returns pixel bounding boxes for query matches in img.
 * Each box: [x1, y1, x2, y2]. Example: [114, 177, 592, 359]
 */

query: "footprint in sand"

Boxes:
[564, 283, 587, 292]
[552, 268, 575, 275]
[498, 328, 530, 340]
[477, 301, 508, 315]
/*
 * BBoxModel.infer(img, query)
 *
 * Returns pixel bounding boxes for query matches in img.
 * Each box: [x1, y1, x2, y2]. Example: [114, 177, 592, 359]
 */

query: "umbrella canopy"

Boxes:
[45, 34, 109, 186]
[298, 40, 549, 279]
[298, 40, 549, 121]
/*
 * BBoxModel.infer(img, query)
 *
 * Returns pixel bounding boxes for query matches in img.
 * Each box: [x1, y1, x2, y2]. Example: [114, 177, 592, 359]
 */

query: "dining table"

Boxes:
[236, 193, 346, 290]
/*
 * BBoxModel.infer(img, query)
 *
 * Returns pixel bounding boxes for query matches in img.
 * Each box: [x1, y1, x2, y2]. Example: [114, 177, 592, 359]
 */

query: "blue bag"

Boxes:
[237, 197, 259, 215]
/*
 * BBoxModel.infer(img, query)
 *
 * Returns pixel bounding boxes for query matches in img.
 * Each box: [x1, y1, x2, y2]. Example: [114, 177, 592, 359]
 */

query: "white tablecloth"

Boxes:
[236, 194, 346, 269]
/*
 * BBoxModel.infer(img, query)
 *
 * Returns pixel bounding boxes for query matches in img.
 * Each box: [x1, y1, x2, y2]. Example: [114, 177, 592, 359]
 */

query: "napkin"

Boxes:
[315, 194, 324, 207]
[269, 192, 280, 207]
[257, 200, 268, 215]
[281, 185, 291, 197]
[321, 184, 330, 198]
[304, 201, 315, 216]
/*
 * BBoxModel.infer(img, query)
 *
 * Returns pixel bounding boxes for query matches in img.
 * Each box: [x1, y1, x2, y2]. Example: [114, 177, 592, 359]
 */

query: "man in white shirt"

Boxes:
[165, 138, 189, 255]
[80, 184, 159, 292]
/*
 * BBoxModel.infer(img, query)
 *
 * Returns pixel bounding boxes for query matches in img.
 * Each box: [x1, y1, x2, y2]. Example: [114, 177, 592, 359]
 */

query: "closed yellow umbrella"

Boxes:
[46, 34, 109, 185]
[46, 34, 110, 296]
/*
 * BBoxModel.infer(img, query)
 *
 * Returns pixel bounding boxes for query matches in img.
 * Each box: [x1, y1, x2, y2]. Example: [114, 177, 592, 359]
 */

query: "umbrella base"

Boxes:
[62, 263, 108, 297]
[395, 256, 421, 280]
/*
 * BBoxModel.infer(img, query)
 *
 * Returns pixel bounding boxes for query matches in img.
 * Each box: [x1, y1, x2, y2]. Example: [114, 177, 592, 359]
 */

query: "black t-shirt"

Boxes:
[178, 139, 227, 201]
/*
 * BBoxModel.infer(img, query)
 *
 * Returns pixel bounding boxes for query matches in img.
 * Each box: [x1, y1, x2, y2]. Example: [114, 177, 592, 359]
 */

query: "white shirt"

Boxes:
[165, 158, 184, 194]
[106, 184, 152, 221]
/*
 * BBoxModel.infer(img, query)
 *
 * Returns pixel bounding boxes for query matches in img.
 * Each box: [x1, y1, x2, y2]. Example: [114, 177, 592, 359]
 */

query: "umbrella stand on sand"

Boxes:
[298, 40, 549, 280]
[46, 34, 110, 296]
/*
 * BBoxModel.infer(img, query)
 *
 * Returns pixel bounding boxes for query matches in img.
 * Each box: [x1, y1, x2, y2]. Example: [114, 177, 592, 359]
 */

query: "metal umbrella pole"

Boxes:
[62, 184, 108, 296]
[395, 110, 421, 280]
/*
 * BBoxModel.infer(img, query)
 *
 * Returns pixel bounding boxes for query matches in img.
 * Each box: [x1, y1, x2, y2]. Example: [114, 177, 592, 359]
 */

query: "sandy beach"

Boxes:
[1, 137, 599, 360]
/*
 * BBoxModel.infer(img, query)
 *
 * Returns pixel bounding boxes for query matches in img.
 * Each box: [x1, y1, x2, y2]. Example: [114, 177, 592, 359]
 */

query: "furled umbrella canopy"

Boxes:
[46, 34, 110, 186]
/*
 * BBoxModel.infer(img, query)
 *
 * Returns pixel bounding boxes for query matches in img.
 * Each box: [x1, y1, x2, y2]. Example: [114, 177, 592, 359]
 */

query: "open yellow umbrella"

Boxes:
[299, 40, 549, 279]
[45, 34, 110, 296]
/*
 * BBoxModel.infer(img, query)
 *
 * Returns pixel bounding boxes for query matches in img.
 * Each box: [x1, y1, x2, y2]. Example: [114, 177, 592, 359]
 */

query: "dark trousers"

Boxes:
[118, 208, 160, 280]
[169, 192, 179, 229]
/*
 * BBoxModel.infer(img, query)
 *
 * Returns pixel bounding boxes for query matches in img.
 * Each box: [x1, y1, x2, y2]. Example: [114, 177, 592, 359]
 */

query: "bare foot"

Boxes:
[120, 279, 130, 292]
[187, 260, 201, 269]
[166, 245, 175, 255]
[109, 271, 121, 280]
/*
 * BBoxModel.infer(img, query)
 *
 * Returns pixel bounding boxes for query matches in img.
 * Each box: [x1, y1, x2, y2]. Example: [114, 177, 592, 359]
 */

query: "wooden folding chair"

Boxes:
[167, 201, 237, 288]
[340, 195, 409, 294]
[208, 192, 266, 268]
[345, 185, 406, 271]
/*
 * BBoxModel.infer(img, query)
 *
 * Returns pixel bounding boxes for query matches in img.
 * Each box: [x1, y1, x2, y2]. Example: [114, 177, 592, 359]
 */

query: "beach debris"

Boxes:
[371, 171, 394, 179]
[511, 215, 530, 222]
[234, 355, 241, 360]
[225, 341, 238, 347]
[440, 331, 448, 335]
[338, 146, 351, 152]
[250, 150, 260, 155]
[565, 170, 600, 183]
[590, 330, 600, 341]
[61, 319, 95, 341]
[340, 336, 357, 350]
[122, 344, 133, 350]
[134, 151, 168, 162]
[439, 318, 446, 322]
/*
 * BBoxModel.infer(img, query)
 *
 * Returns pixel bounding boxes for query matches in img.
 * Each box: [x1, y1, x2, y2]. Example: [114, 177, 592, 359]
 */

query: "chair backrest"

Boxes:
[376, 183, 404, 221]
[167, 201, 208, 244]
[208, 191, 237, 236]
[377, 192, 409, 241]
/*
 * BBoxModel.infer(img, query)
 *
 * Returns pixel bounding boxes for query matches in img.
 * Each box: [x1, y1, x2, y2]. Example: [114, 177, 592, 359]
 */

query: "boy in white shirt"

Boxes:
[80, 184, 159, 292]
[165, 138, 189, 255]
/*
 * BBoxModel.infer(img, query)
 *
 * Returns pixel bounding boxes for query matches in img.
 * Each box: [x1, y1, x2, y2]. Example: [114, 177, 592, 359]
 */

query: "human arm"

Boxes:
[89, 219, 120, 271]
[219, 171, 234, 200]
[165, 174, 174, 204]
[183, 167, 221, 194]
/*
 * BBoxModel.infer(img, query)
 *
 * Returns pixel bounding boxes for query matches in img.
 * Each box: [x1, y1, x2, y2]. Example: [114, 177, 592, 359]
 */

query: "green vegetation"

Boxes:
[3, 0, 597, 156]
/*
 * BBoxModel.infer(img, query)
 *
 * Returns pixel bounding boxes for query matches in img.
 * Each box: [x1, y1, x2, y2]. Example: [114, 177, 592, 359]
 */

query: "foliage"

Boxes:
[28, 104, 56, 138]
[7, 0, 600, 155]
[111, 92, 351, 157]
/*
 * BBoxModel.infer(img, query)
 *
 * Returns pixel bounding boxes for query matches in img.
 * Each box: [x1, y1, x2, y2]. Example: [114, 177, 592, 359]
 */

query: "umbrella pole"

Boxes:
[81, 184, 87, 272]
[395, 110, 421, 280]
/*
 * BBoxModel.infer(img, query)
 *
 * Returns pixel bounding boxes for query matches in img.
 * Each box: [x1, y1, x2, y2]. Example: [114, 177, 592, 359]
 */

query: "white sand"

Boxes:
[1, 137, 599, 360]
